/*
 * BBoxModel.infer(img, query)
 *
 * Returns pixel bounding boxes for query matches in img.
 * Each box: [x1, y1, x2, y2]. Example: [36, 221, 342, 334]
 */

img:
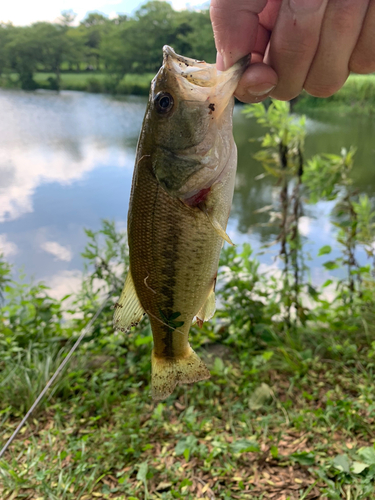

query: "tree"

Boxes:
[32, 22, 73, 89]
[80, 12, 110, 69]
[58, 10, 77, 26]
[5, 26, 41, 89]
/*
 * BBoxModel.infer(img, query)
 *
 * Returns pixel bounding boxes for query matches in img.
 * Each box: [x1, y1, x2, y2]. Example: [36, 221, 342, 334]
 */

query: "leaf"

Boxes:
[136, 461, 148, 482]
[135, 335, 152, 346]
[169, 311, 182, 320]
[333, 454, 350, 473]
[318, 245, 332, 256]
[213, 357, 224, 373]
[352, 461, 369, 474]
[231, 439, 260, 454]
[172, 321, 184, 328]
[307, 284, 319, 300]
[323, 261, 339, 270]
[175, 440, 187, 456]
[249, 383, 273, 410]
[291, 452, 315, 466]
[358, 446, 375, 466]
[183, 448, 190, 462]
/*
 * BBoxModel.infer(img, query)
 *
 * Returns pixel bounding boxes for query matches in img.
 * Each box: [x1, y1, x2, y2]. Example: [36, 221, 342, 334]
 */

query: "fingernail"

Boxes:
[289, 0, 325, 13]
[216, 52, 225, 71]
[217, 49, 246, 71]
[247, 83, 276, 97]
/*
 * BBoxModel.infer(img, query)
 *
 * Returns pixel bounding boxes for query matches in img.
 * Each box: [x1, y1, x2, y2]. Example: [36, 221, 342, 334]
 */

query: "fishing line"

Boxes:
[0, 292, 112, 460]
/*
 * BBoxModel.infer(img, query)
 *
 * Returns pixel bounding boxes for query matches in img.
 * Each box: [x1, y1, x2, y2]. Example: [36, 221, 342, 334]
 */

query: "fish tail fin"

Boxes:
[151, 345, 210, 401]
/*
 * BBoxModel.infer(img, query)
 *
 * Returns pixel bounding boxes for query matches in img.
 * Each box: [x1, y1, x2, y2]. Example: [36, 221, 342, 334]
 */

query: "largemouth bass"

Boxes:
[114, 46, 247, 400]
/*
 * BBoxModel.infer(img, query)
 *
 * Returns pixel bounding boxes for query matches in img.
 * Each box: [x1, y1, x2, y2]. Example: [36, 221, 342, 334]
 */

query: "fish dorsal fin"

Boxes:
[198, 202, 234, 246]
[195, 283, 216, 327]
[113, 270, 145, 332]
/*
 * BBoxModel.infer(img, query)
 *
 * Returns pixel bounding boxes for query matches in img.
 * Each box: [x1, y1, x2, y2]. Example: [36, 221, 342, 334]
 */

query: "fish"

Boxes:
[114, 45, 248, 400]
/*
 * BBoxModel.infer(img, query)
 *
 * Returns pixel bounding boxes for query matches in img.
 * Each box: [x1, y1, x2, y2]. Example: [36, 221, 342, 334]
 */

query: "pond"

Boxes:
[0, 89, 374, 298]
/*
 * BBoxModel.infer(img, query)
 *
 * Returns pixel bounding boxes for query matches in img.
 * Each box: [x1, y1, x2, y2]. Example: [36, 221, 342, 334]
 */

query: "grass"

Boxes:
[1, 320, 375, 499]
[294, 74, 375, 114]
[0, 72, 154, 95]
[1, 70, 375, 108]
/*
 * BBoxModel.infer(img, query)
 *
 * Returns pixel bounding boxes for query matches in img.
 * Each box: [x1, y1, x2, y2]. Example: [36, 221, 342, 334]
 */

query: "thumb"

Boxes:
[210, 0, 268, 70]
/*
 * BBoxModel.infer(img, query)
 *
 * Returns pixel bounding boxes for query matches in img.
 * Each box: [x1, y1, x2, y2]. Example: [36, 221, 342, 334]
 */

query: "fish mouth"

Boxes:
[160, 46, 249, 116]
[162, 45, 249, 89]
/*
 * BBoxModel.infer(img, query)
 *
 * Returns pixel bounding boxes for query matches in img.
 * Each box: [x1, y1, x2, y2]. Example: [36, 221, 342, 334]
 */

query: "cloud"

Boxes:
[0, 234, 18, 258]
[1, 0, 122, 25]
[298, 216, 312, 237]
[0, 141, 134, 222]
[170, 0, 208, 10]
[1, 0, 207, 25]
[41, 241, 73, 262]
[44, 269, 83, 301]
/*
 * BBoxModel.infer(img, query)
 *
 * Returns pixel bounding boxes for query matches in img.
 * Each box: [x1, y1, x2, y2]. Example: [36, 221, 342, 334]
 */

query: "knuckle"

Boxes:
[304, 80, 343, 98]
[270, 86, 300, 102]
[350, 52, 375, 74]
[276, 38, 315, 59]
[329, 0, 360, 35]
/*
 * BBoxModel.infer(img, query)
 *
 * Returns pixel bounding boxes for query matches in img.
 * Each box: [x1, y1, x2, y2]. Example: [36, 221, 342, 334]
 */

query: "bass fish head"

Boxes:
[145, 46, 249, 200]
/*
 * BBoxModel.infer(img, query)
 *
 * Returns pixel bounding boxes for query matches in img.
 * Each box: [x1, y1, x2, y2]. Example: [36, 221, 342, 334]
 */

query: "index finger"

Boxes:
[210, 0, 268, 69]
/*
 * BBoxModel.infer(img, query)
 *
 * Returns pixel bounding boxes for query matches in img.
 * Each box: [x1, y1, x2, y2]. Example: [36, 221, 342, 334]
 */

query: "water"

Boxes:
[1, 89, 374, 298]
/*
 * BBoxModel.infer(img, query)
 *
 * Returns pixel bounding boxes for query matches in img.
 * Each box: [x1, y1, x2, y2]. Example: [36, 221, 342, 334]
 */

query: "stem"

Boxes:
[279, 142, 291, 328]
[290, 148, 304, 324]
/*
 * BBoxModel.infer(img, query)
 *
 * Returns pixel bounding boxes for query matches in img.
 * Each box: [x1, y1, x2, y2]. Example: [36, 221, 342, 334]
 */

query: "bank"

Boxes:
[1, 72, 375, 113]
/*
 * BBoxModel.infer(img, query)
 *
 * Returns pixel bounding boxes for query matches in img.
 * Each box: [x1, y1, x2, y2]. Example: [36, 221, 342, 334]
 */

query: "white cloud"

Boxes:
[170, 0, 208, 10]
[44, 269, 83, 302]
[1, 0, 122, 25]
[1, 0, 207, 25]
[41, 241, 73, 262]
[0, 141, 133, 222]
[298, 216, 312, 237]
[0, 234, 18, 258]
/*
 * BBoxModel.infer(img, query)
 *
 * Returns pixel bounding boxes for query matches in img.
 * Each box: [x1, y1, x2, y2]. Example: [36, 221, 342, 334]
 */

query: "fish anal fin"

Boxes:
[113, 270, 145, 333]
[196, 285, 216, 325]
[151, 346, 210, 401]
[198, 202, 234, 246]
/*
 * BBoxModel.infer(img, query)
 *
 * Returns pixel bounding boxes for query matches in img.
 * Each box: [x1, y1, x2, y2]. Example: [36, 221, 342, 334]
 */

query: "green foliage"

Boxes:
[294, 74, 375, 114]
[1, 104, 375, 498]
[243, 101, 307, 326]
[1, 216, 375, 498]
[0, 1, 215, 93]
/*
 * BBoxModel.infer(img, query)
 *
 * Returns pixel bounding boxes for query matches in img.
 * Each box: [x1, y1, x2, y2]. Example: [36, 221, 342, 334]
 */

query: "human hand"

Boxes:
[210, 0, 375, 102]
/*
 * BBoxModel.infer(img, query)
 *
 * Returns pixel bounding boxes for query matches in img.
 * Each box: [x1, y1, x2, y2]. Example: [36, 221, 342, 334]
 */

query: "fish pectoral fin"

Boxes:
[151, 346, 210, 401]
[113, 270, 145, 332]
[195, 285, 216, 327]
[198, 202, 234, 246]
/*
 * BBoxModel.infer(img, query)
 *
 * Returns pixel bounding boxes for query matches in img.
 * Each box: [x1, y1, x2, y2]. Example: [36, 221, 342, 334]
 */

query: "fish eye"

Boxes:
[154, 92, 174, 114]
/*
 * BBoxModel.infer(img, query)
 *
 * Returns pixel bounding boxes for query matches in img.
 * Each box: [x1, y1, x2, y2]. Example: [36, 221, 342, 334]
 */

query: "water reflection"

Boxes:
[0, 89, 374, 297]
[0, 90, 144, 222]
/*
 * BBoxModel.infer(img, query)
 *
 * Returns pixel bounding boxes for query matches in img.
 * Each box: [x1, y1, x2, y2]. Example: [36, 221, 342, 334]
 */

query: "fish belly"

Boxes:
[128, 161, 232, 399]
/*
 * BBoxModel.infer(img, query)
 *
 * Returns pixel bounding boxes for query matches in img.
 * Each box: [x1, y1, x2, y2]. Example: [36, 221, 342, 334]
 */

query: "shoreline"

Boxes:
[1, 73, 375, 113]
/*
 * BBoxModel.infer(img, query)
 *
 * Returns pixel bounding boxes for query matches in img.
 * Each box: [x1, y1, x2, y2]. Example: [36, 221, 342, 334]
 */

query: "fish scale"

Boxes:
[113, 46, 248, 400]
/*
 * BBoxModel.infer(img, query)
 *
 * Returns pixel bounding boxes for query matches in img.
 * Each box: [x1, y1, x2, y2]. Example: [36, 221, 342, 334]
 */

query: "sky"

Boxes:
[0, 0, 208, 26]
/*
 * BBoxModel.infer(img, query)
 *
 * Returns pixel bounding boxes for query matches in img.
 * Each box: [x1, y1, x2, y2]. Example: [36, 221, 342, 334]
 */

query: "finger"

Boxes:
[350, 0, 375, 74]
[266, 0, 329, 101]
[235, 62, 278, 103]
[210, 0, 268, 70]
[305, 0, 369, 97]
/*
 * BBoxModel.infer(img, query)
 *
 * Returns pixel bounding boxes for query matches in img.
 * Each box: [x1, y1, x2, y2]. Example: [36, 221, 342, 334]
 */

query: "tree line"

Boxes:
[0, 1, 216, 90]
